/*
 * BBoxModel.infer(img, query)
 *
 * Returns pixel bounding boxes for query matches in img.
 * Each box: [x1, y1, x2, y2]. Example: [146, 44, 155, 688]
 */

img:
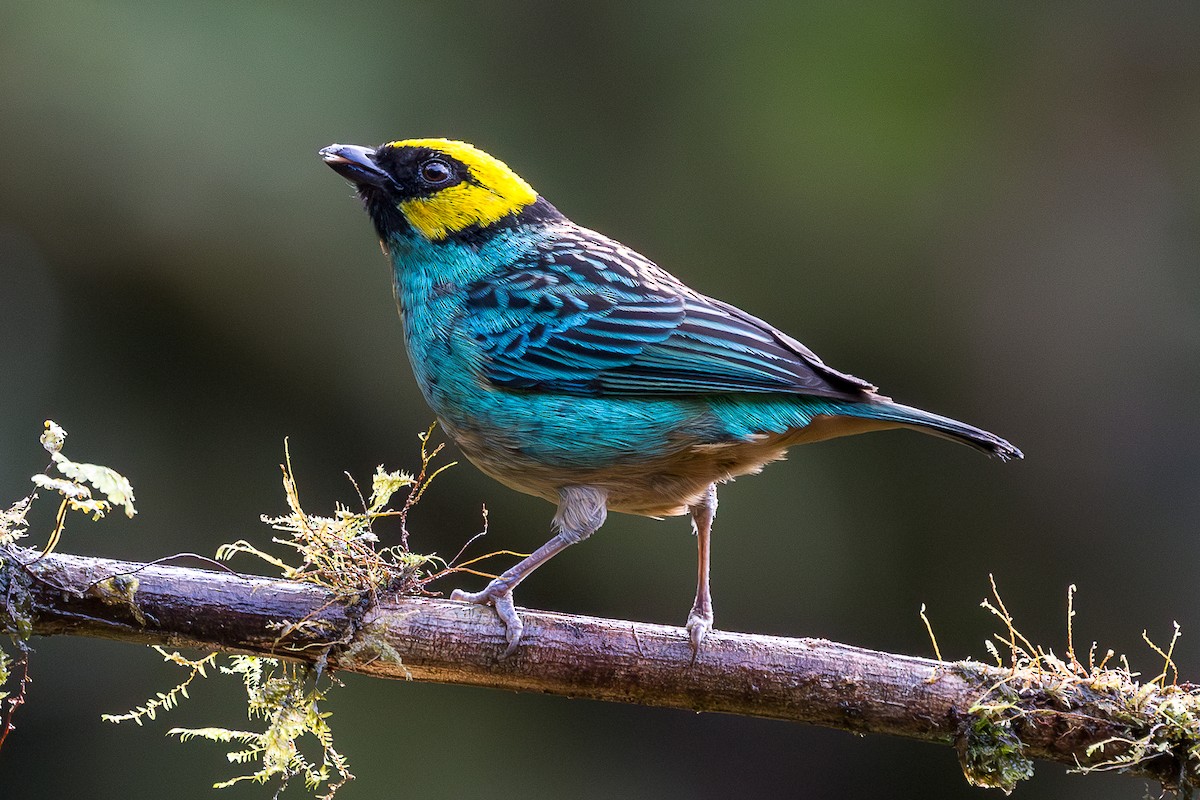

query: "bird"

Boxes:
[320, 138, 1021, 658]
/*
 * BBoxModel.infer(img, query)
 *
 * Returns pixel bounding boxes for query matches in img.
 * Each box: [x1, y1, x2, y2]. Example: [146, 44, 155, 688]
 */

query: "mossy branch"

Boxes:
[1, 545, 1193, 794]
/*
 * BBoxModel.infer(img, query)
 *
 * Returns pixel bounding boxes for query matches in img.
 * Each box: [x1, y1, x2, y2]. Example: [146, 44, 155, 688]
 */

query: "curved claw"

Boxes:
[491, 590, 523, 658]
[686, 608, 713, 659]
[450, 579, 524, 659]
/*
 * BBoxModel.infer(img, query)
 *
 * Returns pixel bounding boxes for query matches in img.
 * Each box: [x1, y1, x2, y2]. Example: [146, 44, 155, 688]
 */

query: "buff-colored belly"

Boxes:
[444, 413, 901, 517]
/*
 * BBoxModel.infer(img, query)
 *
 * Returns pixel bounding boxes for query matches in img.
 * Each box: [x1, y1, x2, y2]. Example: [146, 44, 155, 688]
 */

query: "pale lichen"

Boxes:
[102, 649, 219, 725]
[216, 432, 447, 600]
[0, 421, 135, 751]
[169, 656, 352, 797]
[107, 425, 499, 798]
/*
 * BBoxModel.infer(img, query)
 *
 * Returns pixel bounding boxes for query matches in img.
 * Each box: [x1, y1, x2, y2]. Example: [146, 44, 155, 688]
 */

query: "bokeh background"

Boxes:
[3, 2, 1199, 798]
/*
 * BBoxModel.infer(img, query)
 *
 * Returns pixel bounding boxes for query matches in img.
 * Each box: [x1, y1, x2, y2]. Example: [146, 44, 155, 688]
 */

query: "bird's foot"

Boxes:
[450, 580, 524, 659]
[686, 604, 714, 657]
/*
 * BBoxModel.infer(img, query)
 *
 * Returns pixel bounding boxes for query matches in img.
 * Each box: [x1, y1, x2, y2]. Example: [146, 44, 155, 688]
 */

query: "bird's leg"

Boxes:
[451, 485, 607, 658]
[686, 483, 718, 654]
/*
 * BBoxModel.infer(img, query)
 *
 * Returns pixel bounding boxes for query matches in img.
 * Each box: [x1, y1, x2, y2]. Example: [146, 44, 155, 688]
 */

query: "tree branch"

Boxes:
[0, 546, 1191, 792]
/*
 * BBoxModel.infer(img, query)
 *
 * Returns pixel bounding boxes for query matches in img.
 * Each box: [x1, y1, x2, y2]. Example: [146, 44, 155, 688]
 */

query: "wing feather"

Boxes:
[463, 229, 874, 400]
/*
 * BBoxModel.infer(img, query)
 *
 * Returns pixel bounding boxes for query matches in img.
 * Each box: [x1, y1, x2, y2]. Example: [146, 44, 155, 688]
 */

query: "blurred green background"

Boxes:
[3, 2, 1200, 798]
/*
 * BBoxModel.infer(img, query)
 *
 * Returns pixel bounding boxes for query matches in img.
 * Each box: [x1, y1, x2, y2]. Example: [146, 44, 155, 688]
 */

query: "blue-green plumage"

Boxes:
[321, 138, 1021, 654]
[384, 212, 1017, 512]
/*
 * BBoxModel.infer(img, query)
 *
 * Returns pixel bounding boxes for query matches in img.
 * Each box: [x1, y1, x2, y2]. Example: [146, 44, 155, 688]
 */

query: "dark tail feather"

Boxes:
[867, 402, 1023, 461]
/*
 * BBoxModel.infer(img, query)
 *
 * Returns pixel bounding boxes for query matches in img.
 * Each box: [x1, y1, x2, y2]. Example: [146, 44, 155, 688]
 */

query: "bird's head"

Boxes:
[320, 138, 550, 243]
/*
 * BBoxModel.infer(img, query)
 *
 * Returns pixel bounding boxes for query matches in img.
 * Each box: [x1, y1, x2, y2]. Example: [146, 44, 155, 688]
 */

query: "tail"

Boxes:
[859, 401, 1023, 461]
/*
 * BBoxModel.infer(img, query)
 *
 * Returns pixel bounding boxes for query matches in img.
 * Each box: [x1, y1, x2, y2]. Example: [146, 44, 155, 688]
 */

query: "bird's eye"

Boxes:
[420, 159, 453, 185]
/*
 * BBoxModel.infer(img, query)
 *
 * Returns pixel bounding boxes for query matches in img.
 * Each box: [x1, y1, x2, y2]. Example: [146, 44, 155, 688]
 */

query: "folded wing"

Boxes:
[464, 229, 875, 401]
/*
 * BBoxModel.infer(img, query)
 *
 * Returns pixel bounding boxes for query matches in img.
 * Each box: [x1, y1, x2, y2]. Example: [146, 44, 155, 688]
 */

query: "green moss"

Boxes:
[88, 574, 145, 625]
[168, 656, 352, 795]
[0, 553, 34, 641]
[959, 687, 1035, 794]
[945, 580, 1200, 793]
[105, 427, 470, 798]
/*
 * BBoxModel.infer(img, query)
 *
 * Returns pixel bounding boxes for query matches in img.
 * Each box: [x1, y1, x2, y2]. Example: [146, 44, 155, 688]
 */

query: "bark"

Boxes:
[0, 546, 1189, 792]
